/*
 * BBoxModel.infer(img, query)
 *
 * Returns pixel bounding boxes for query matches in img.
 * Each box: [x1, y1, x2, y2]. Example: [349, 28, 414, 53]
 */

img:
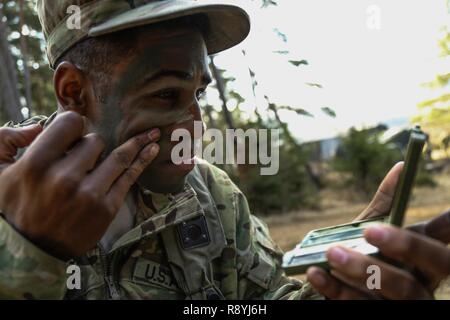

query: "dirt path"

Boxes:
[265, 170, 450, 299]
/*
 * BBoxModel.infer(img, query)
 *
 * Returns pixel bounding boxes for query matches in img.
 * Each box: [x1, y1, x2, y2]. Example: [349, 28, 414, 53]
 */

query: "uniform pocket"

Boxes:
[238, 216, 284, 290]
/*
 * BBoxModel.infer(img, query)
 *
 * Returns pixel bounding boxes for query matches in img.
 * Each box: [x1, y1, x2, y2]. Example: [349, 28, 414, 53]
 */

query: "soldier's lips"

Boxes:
[153, 143, 197, 175]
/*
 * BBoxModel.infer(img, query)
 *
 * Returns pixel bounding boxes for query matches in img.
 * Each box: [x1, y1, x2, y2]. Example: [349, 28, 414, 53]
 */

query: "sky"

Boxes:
[208, 0, 450, 142]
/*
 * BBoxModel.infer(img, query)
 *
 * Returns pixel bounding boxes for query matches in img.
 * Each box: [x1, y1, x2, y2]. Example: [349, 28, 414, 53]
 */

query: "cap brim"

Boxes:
[89, 0, 251, 55]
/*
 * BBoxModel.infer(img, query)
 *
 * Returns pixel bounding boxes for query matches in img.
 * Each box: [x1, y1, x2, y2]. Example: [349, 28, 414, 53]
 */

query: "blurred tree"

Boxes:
[18, 0, 32, 113]
[0, 3, 23, 122]
[0, 0, 55, 124]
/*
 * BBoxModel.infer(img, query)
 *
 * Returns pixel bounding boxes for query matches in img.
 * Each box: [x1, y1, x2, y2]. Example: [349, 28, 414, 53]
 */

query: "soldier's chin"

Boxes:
[137, 165, 189, 194]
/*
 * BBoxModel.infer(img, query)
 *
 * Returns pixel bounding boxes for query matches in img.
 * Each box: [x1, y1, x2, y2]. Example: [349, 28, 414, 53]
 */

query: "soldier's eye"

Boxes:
[196, 89, 206, 101]
[154, 89, 180, 101]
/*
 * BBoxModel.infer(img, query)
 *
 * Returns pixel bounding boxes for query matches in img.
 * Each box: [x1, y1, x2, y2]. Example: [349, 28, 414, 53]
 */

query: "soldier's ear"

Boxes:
[53, 61, 94, 116]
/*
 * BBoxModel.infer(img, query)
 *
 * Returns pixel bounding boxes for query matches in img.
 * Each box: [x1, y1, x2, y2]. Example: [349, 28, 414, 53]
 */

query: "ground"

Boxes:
[265, 168, 450, 300]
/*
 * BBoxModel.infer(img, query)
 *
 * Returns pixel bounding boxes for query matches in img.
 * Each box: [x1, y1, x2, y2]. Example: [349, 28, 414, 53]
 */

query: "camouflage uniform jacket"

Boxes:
[0, 114, 321, 300]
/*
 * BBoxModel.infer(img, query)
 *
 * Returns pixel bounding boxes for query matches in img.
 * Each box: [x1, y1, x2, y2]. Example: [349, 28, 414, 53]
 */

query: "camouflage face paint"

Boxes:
[90, 31, 198, 155]
[90, 24, 209, 193]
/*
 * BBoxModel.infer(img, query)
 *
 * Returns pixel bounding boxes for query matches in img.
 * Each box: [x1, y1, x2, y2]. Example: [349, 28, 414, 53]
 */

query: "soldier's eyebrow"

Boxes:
[140, 69, 212, 87]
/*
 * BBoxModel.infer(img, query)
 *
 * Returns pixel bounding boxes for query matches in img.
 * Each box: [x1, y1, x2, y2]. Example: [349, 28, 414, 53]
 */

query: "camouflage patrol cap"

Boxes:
[36, 0, 251, 69]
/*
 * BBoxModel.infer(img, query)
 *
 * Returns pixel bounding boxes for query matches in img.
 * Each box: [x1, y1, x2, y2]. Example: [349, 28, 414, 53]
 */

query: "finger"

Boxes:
[423, 209, 450, 243]
[0, 124, 43, 163]
[87, 129, 160, 193]
[55, 133, 106, 175]
[365, 225, 450, 279]
[306, 267, 370, 300]
[407, 209, 450, 243]
[407, 221, 426, 235]
[326, 246, 431, 299]
[356, 162, 404, 220]
[105, 143, 159, 211]
[25, 112, 84, 166]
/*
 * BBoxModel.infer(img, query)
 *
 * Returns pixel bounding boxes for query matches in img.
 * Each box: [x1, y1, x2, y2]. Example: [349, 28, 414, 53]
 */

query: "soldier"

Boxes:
[0, 0, 449, 300]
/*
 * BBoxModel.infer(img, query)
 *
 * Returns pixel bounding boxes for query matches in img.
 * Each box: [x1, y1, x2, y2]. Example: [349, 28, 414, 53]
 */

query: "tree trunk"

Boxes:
[0, 6, 23, 123]
[19, 0, 32, 115]
[210, 56, 235, 129]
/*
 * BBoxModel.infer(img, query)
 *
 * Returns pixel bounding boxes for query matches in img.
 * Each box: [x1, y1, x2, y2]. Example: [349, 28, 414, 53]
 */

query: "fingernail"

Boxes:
[149, 144, 159, 157]
[142, 144, 158, 159]
[328, 247, 348, 266]
[366, 226, 389, 244]
[149, 129, 160, 141]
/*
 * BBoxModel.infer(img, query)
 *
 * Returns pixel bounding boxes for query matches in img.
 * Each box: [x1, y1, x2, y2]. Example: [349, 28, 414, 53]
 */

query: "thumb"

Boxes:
[355, 161, 404, 221]
[0, 124, 43, 165]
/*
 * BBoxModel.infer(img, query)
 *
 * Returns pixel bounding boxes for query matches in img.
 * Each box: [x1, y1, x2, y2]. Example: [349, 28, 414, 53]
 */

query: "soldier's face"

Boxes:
[92, 25, 211, 194]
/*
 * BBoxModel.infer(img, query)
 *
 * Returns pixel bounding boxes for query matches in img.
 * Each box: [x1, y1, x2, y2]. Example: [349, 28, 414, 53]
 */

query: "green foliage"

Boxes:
[288, 59, 308, 67]
[413, 26, 450, 152]
[321, 107, 336, 118]
[332, 128, 402, 196]
[260, 0, 278, 8]
[306, 83, 323, 89]
[277, 105, 314, 117]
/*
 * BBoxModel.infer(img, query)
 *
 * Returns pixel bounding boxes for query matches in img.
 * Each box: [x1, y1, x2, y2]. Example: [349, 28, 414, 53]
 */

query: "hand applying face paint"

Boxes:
[0, 112, 161, 260]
